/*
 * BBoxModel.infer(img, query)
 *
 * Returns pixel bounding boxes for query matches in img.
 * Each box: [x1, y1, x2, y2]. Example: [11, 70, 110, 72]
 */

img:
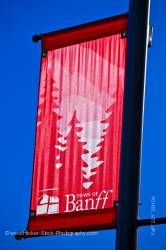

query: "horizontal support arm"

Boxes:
[137, 217, 166, 227]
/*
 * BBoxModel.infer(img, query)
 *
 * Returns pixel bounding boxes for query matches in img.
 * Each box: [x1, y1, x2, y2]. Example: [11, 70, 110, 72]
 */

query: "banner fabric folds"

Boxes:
[26, 15, 127, 237]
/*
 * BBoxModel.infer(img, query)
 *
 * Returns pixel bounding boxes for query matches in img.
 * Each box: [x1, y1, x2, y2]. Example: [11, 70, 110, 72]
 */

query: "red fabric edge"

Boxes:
[41, 14, 128, 51]
[25, 208, 116, 238]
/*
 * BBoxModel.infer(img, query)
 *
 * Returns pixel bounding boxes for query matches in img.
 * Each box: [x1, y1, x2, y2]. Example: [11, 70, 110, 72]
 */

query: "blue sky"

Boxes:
[0, 0, 166, 249]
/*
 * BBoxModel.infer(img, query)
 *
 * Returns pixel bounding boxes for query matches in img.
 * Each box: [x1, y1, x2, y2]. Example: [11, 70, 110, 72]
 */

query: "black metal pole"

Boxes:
[115, 0, 151, 250]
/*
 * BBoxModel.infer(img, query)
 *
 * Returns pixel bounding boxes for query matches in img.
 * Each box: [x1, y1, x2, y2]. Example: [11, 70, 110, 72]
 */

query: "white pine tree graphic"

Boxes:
[77, 119, 111, 189]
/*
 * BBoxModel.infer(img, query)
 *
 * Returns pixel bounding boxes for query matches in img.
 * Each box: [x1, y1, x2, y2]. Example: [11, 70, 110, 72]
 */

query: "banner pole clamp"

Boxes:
[32, 34, 41, 43]
[148, 25, 153, 48]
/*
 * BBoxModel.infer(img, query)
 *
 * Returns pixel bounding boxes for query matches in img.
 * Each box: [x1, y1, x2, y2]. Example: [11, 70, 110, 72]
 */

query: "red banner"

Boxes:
[27, 14, 127, 236]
